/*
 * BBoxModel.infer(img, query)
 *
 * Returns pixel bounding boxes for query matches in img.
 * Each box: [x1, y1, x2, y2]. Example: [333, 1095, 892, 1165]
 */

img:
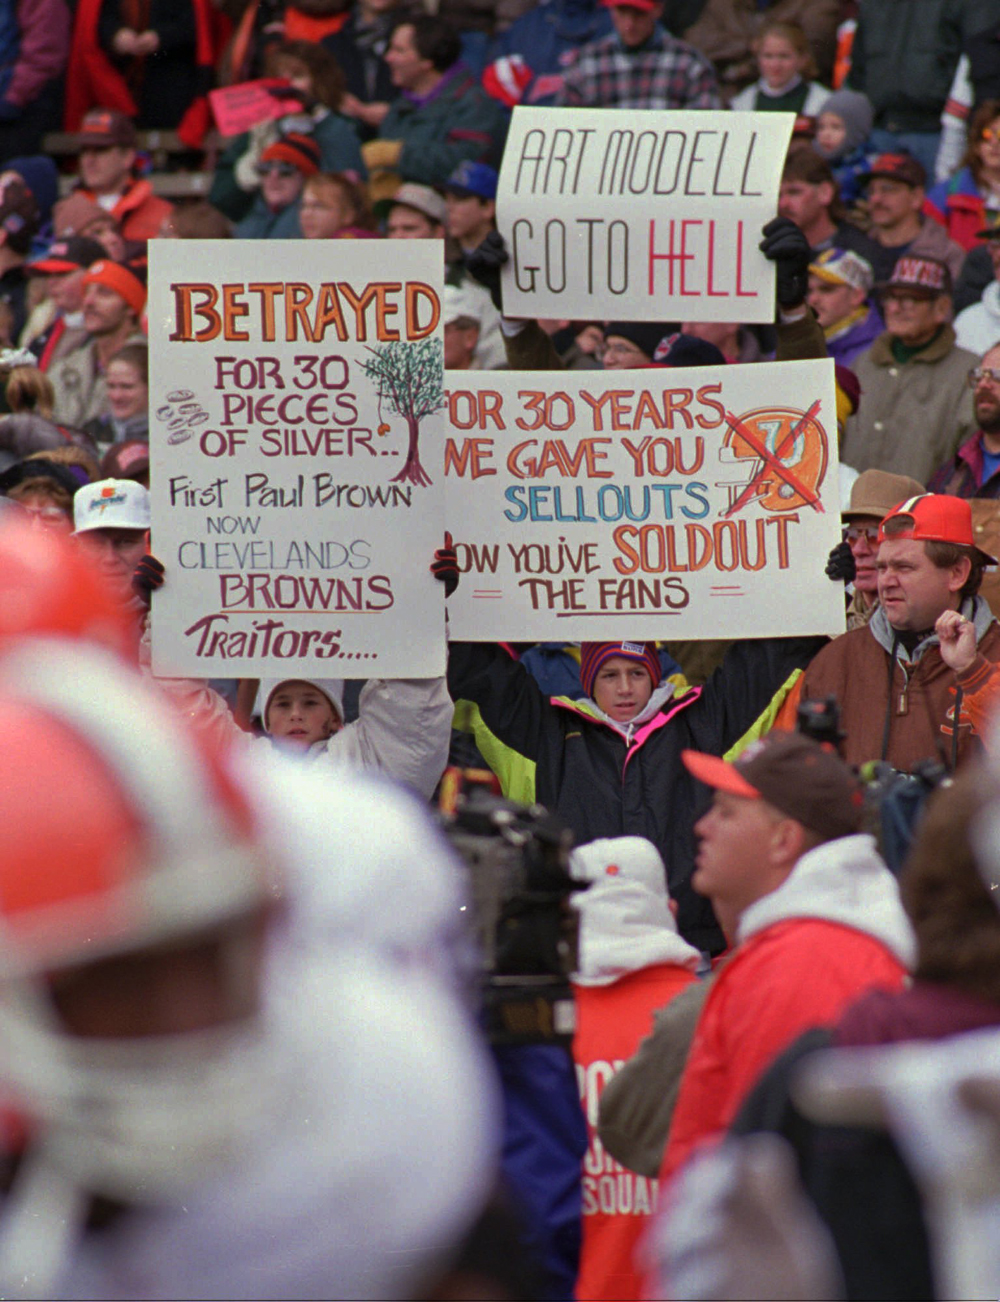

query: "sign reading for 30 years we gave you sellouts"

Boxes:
[497, 108, 794, 323]
[443, 359, 846, 642]
[148, 240, 446, 678]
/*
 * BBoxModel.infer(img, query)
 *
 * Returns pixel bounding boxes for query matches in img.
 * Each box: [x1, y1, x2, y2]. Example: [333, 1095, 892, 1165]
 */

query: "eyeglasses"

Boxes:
[844, 524, 879, 544]
[603, 339, 648, 360]
[968, 367, 1000, 388]
[255, 162, 299, 179]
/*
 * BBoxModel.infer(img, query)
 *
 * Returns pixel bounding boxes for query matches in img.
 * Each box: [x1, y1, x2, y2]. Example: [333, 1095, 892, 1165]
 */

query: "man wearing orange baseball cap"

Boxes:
[660, 731, 912, 1184]
[781, 493, 1000, 770]
[48, 259, 146, 429]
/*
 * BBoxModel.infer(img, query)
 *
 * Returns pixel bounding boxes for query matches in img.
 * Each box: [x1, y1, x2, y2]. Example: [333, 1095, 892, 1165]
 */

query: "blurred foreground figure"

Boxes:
[0, 528, 499, 1300]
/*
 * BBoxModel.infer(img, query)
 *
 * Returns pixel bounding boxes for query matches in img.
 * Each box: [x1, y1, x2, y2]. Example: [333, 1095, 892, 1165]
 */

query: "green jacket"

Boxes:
[380, 64, 509, 188]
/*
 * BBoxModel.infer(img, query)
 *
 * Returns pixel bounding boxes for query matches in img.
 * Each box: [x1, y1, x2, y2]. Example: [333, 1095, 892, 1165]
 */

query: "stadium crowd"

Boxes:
[2, 1, 1000, 1300]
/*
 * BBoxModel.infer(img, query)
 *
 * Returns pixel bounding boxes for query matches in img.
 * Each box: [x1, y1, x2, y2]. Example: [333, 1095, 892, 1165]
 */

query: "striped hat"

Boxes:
[580, 642, 661, 700]
[261, 132, 320, 176]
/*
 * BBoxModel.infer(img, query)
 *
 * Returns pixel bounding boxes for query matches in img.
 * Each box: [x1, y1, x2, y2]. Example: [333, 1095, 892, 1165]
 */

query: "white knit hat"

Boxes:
[258, 677, 345, 731]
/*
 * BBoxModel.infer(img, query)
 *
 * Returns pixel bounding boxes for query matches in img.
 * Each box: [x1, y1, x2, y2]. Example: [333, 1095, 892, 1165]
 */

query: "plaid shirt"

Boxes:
[556, 28, 720, 109]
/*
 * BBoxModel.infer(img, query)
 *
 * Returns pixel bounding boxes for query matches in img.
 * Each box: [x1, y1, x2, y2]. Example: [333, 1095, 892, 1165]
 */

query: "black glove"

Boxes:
[464, 230, 507, 312]
[825, 540, 855, 584]
[133, 553, 165, 607]
[759, 217, 811, 309]
[431, 533, 459, 598]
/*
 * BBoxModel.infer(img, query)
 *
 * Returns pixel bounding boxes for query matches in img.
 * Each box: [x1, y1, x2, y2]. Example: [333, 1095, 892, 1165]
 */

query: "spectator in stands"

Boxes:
[71, 475, 150, 606]
[384, 182, 445, 239]
[556, 0, 719, 110]
[234, 132, 318, 238]
[22, 235, 105, 371]
[846, 0, 963, 178]
[728, 20, 829, 132]
[926, 99, 1000, 253]
[209, 39, 365, 225]
[842, 256, 976, 483]
[779, 494, 1000, 771]
[324, 0, 405, 139]
[935, 8, 1000, 183]
[442, 282, 491, 371]
[48, 259, 146, 431]
[100, 437, 148, 486]
[67, 109, 172, 246]
[929, 344, 1000, 500]
[0, 457, 80, 533]
[807, 247, 882, 367]
[660, 731, 912, 1182]
[833, 469, 927, 631]
[158, 201, 232, 238]
[953, 213, 1000, 353]
[65, 0, 223, 142]
[778, 147, 887, 278]
[813, 87, 876, 208]
[444, 161, 496, 263]
[0, 0, 70, 157]
[0, 367, 98, 470]
[298, 172, 378, 239]
[680, 0, 838, 105]
[679, 319, 761, 364]
[362, 16, 509, 201]
[82, 343, 147, 448]
[50, 192, 128, 263]
[862, 153, 966, 287]
[484, 0, 614, 110]
[0, 175, 39, 347]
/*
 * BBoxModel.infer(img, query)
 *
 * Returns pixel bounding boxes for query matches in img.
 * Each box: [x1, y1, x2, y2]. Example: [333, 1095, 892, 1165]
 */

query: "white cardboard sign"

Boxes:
[497, 108, 794, 323]
[443, 359, 846, 641]
[148, 239, 447, 678]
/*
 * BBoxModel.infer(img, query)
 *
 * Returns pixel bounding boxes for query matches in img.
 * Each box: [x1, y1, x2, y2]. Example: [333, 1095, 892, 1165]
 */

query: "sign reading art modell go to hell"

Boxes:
[497, 108, 794, 323]
[148, 239, 447, 678]
[443, 359, 846, 642]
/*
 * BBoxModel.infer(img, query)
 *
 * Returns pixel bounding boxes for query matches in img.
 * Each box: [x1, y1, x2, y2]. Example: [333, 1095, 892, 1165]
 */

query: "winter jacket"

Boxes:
[70, 176, 173, 245]
[681, 0, 839, 99]
[925, 165, 989, 252]
[378, 64, 509, 189]
[732, 983, 1000, 1301]
[954, 279, 1000, 355]
[234, 195, 303, 240]
[0, 0, 69, 118]
[847, 0, 964, 134]
[152, 673, 453, 802]
[779, 597, 1000, 771]
[487, 0, 614, 107]
[841, 326, 977, 483]
[660, 833, 913, 1180]
[447, 637, 823, 954]
[824, 302, 883, 369]
[928, 427, 1000, 499]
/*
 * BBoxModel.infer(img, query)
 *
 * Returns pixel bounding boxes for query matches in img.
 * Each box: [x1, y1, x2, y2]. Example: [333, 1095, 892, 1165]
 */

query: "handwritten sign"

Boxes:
[443, 360, 845, 641]
[148, 239, 446, 678]
[208, 80, 305, 137]
[496, 108, 794, 323]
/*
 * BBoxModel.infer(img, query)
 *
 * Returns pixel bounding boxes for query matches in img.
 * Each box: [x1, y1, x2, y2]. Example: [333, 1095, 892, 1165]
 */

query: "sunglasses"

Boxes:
[255, 162, 299, 179]
[968, 367, 1000, 388]
[844, 524, 879, 544]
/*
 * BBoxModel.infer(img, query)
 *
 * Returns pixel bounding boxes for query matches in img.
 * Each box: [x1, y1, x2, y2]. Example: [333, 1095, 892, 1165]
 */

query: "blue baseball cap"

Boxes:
[445, 160, 498, 200]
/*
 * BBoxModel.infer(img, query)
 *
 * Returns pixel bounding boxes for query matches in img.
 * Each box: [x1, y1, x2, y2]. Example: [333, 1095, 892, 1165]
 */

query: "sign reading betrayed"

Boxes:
[497, 108, 794, 322]
[443, 360, 845, 641]
[148, 240, 446, 678]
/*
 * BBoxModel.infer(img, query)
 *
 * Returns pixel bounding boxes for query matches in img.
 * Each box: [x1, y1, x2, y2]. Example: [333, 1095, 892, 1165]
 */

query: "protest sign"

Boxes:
[148, 239, 446, 678]
[496, 108, 794, 323]
[209, 80, 305, 137]
[443, 359, 845, 641]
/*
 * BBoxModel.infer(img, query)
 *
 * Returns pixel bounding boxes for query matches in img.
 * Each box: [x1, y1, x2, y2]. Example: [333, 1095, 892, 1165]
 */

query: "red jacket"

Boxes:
[573, 963, 696, 1302]
[660, 834, 913, 1182]
[74, 177, 172, 244]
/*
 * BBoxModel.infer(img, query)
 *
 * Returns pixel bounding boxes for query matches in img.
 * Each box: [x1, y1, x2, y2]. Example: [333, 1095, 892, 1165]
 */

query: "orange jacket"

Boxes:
[660, 917, 907, 1182]
[75, 178, 172, 245]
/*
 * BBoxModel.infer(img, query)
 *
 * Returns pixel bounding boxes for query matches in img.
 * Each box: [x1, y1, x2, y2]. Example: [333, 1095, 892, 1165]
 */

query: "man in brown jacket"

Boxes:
[780, 494, 1000, 770]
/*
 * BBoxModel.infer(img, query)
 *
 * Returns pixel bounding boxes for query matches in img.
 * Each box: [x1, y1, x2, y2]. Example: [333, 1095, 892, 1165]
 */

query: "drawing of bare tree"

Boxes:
[361, 337, 444, 487]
